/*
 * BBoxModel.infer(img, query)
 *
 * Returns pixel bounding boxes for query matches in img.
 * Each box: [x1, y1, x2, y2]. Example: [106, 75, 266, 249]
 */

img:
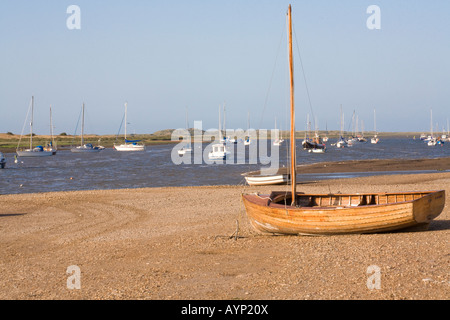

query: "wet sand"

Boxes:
[297, 157, 450, 173]
[0, 158, 449, 300]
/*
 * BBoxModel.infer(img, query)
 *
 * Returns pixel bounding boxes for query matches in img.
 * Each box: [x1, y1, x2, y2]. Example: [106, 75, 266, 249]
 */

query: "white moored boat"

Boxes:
[243, 173, 289, 186]
[71, 143, 103, 153]
[114, 102, 145, 152]
[208, 104, 229, 161]
[208, 143, 228, 160]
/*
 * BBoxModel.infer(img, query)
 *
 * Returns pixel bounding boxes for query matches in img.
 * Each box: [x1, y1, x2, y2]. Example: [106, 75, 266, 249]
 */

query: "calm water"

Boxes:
[0, 137, 449, 195]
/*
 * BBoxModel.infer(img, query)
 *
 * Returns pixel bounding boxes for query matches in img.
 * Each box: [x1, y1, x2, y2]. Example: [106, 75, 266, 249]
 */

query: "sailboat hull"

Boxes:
[114, 144, 145, 152]
[242, 190, 445, 235]
[70, 147, 101, 153]
[244, 174, 289, 186]
[16, 150, 53, 157]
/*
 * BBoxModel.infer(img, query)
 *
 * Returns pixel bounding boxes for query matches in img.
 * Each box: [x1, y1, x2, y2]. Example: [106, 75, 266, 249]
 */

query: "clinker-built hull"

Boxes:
[242, 190, 445, 235]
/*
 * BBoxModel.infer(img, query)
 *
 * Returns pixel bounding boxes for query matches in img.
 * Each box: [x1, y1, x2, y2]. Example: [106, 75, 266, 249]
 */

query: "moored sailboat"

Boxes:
[335, 105, 347, 148]
[43, 105, 57, 155]
[241, 5, 445, 236]
[71, 103, 103, 153]
[273, 118, 284, 146]
[178, 107, 192, 155]
[208, 104, 229, 161]
[427, 108, 437, 146]
[16, 96, 54, 157]
[371, 108, 379, 144]
[114, 102, 145, 152]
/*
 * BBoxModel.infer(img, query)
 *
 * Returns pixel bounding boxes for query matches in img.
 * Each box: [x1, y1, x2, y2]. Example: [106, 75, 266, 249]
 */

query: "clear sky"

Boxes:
[1, 0, 449, 136]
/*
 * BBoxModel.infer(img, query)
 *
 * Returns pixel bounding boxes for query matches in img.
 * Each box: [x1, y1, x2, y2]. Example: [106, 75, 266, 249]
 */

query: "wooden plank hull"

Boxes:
[242, 190, 445, 235]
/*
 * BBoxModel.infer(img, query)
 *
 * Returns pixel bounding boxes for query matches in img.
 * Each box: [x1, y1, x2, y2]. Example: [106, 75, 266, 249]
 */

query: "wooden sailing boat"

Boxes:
[241, 5, 445, 235]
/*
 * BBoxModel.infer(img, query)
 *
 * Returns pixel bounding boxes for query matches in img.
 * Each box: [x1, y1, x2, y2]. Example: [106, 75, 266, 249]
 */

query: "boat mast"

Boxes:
[430, 108, 433, 137]
[124, 102, 128, 141]
[50, 105, 55, 147]
[374, 108, 377, 134]
[218, 104, 222, 142]
[81, 103, 85, 146]
[287, 5, 296, 206]
[185, 106, 189, 130]
[30, 96, 34, 149]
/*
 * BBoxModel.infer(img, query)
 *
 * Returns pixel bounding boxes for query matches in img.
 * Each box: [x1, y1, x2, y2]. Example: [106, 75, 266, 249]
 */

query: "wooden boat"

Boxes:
[303, 135, 326, 151]
[243, 190, 445, 235]
[241, 5, 445, 235]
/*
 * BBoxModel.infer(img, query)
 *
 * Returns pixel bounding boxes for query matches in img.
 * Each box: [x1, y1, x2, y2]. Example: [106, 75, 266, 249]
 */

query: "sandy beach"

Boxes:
[0, 159, 449, 301]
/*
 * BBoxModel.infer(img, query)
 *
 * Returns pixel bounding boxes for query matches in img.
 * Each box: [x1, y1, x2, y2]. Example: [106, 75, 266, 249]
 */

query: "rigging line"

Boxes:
[71, 107, 82, 146]
[292, 23, 316, 131]
[115, 113, 126, 142]
[346, 110, 355, 135]
[17, 98, 33, 150]
[258, 23, 286, 131]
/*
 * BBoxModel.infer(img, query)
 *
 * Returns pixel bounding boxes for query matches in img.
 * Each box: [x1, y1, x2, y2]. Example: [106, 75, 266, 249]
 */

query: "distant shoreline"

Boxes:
[0, 131, 439, 153]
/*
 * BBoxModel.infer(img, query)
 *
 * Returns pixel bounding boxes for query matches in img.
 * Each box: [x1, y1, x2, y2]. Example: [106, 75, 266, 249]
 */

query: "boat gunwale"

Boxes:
[242, 190, 444, 210]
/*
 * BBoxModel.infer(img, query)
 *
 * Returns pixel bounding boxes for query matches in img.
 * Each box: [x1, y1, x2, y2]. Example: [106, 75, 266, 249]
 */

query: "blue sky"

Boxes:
[0, 0, 449, 135]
